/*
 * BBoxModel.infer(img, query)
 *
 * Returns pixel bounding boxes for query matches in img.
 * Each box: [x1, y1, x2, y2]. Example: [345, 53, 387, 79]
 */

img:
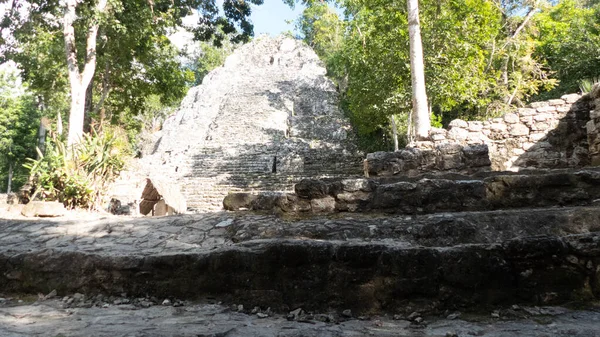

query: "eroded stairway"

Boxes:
[1, 167, 600, 316]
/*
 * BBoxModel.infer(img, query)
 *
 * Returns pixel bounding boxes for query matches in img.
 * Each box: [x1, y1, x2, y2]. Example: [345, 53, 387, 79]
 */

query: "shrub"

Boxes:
[25, 127, 129, 209]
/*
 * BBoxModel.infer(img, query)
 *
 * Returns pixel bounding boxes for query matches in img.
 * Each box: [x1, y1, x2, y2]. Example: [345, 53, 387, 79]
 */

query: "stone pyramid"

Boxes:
[141, 36, 363, 211]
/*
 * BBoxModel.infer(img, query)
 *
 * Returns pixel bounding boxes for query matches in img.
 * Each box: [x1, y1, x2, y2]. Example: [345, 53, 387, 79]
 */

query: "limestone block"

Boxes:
[529, 133, 547, 142]
[468, 122, 484, 132]
[448, 127, 469, 141]
[490, 123, 507, 132]
[449, 119, 468, 128]
[311, 196, 336, 213]
[518, 108, 537, 116]
[531, 122, 550, 131]
[21, 201, 66, 218]
[561, 93, 581, 104]
[223, 193, 258, 211]
[432, 133, 447, 141]
[557, 105, 571, 113]
[533, 113, 554, 122]
[548, 99, 566, 106]
[586, 120, 597, 134]
[429, 127, 448, 136]
[536, 106, 557, 113]
[522, 142, 535, 151]
[504, 113, 520, 124]
[437, 143, 463, 155]
[341, 179, 372, 192]
[441, 154, 464, 170]
[509, 124, 530, 136]
[529, 101, 549, 109]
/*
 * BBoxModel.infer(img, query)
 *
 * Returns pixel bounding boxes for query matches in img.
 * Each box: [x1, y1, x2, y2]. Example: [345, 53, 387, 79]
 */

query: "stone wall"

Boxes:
[366, 143, 491, 177]
[136, 37, 363, 212]
[585, 84, 600, 165]
[412, 93, 593, 171]
[224, 168, 600, 215]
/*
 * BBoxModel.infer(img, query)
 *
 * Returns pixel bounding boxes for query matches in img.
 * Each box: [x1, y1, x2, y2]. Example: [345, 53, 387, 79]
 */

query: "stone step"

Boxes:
[225, 167, 600, 214]
[1, 207, 599, 315]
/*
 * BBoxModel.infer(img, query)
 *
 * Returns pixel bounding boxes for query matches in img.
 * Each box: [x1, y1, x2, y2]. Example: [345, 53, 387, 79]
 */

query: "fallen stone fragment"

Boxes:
[21, 201, 66, 217]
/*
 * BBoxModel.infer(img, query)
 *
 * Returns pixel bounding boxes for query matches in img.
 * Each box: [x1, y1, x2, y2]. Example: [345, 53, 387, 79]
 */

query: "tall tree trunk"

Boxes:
[63, 0, 108, 146]
[390, 115, 399, 151]
[7, 162, 13, 194]
[407, 0, 430, 140]
[6, 162, 13, 194]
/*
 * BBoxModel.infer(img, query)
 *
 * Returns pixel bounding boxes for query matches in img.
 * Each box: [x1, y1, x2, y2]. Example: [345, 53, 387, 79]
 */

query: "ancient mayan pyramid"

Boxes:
[140, 36, 363, 211]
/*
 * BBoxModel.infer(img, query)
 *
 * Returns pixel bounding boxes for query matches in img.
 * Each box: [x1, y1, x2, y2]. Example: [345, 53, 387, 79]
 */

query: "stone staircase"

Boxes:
[3, 166, 600, 317]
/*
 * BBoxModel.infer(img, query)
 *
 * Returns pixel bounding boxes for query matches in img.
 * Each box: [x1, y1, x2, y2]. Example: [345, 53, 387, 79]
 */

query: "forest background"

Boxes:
[1, 0, 599, 201]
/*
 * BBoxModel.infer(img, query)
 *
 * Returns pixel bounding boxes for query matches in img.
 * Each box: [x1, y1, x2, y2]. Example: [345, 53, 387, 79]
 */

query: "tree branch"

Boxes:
[81, 0, 108, 88]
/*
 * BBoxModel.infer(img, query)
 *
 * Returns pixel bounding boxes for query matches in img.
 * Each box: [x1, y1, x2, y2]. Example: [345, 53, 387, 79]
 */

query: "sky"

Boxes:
[249, 0, 306, 36]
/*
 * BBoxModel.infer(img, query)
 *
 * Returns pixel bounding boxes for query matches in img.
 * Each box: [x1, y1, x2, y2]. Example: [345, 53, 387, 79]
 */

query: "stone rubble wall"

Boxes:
[413, 93, 593, 171]
[366, 143, 491, 177]
[133, 36, 363, 212]
[585, 84, 600, 165]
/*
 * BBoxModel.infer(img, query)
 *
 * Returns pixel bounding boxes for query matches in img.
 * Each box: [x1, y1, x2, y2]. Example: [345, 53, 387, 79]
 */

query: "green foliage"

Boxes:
[0, 65, 40, 192]
[294, 0, 561, 150]
[579, 77, 600, 94]
[534, 0, 600, 98]
[25, 127, 129, 209]
[1, 0, 263, 148]
[188, 40, 236, 86]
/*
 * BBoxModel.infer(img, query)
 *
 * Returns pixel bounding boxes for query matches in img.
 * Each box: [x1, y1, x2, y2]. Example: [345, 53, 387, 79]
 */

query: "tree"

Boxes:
[406, 0, 429, 140]
[534, 0, 600, 97]
[294, 0, 558, 150]
[0, 64, 39, 193]
[2, 0, 265, 146]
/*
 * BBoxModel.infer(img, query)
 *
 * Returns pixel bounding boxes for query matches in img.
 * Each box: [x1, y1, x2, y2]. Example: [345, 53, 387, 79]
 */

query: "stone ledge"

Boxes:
[1, 232, 599, 314]
[225, 168, 600, 215]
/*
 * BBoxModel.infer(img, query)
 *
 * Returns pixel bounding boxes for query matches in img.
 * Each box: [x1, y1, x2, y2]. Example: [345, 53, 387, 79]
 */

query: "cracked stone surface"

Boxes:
[0, 299, 599, 337]
[1, 206, 600, 315]
[1, 206, 600, 256]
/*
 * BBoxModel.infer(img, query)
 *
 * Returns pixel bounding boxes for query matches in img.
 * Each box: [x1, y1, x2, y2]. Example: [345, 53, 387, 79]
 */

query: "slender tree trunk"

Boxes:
[407, 0, 430, 140]
[63, 0, 107, 146]
[390, 115, 399, 151]
[7, 161, 13, 194]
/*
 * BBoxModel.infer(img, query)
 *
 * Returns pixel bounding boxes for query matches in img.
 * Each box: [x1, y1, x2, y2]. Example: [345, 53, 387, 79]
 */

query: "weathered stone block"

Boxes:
[529, 101, 549, 109]
[509, 124, 530, 136]
[449, 119, 468, 128]
[548, 99, 566, 106]
[448, 127, 469, 141]
[562, 93, 581, 104]
[223, 193, 258, 211]
[310, 196, 336, 212]
[504, 113, 519, 124]
[21, 201, 66, 218]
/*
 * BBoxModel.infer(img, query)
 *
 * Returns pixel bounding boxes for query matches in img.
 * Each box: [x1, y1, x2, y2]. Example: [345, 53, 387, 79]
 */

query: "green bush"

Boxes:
[25, 127, 129, 209]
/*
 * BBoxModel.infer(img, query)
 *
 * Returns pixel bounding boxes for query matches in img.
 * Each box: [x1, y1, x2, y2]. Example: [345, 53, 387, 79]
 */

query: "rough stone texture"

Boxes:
[1, 205, 600, 315]
[20, 201, 66, 217]
[586, 84, 600, 165]
[139, 178, 187, 216]
[230, 167, 600, 215]
[365, 144, 491, 177]
[1, 300, 599, 337]
[136, 36, 362, 212]
[411, 94, 593, 171]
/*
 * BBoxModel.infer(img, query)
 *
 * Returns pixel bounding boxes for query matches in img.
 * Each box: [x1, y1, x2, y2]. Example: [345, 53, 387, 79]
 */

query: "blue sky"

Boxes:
[250, 1, 306, 36]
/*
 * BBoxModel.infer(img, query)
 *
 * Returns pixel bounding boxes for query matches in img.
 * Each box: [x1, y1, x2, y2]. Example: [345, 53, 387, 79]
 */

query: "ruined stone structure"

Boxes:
[140, 36, 362, 212]
[586, 85, 600, 165]
[413, 93, 593, 171]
